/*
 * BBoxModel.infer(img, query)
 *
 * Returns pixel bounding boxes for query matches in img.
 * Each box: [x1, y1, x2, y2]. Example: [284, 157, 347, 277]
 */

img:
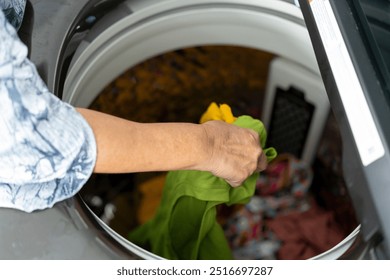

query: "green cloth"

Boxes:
[128, 116, 277, 259]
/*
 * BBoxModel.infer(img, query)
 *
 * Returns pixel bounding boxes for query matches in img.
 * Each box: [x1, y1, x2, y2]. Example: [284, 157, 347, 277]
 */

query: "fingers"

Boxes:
[226, 179, 242, 188]
[228, 152, 267, 187]
[256, 152, 268, 172]
[201, 120, 268, 187]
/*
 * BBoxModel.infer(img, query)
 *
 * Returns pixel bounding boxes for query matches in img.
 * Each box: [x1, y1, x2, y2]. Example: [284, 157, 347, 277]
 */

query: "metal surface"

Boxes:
[0, 198, 143, 259]
[0, 0, 142, 260]
[299, 0, 390, 259]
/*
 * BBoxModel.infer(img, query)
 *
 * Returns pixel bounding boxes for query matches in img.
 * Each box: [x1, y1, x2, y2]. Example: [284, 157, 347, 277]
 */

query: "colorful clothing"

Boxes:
[223, 153, 313, 259]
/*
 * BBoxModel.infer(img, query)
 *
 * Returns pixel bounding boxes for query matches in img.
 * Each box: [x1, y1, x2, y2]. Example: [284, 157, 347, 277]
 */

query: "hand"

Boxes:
[201, 120, 267, 187]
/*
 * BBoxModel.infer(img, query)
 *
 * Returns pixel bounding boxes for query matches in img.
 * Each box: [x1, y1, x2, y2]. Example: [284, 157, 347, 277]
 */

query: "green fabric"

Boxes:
[128, 116, 277, 259]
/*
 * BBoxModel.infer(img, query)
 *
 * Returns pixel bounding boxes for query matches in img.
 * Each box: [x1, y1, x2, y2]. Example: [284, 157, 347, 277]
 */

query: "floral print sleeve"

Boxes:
[0, 10, 97, 212]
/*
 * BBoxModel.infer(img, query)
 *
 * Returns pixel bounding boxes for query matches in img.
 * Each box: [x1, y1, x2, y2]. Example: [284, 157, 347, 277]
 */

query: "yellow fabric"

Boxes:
[137, 174, 167, 224]
[200, 102, 237, 124]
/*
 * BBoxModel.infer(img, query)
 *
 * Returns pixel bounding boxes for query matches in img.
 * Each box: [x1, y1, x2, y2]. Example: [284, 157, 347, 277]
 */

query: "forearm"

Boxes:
[77, 107, 266, 187]
[76, 108, 210, 174]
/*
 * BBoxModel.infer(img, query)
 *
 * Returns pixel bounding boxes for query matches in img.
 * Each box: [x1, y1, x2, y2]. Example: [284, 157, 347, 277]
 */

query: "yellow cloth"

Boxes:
[137, 174, 167, 224]
[200, 102, 237, 124]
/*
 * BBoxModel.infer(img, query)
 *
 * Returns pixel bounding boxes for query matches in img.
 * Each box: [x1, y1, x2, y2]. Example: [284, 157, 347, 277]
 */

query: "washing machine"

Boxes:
[298, 0, 390, 259]
[0, 0, 386, 259]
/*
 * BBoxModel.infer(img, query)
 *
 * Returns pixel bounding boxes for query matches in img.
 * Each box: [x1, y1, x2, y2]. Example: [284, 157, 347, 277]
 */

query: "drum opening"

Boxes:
[78, 45, 359, 260]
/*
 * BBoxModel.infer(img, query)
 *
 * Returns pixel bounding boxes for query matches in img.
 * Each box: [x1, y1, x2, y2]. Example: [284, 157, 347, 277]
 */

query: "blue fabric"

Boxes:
[0, 0, 26, 30]
[0, 10, 97, 212]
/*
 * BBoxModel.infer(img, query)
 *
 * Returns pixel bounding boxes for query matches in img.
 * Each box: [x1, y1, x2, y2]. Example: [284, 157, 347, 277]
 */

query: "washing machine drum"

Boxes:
[0, 0, 359, 259]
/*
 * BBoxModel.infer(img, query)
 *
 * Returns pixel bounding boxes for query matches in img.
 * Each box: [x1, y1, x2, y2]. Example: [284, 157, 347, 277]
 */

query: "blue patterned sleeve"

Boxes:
[0, 10, 97, 212]
[0, 0, 26, 30]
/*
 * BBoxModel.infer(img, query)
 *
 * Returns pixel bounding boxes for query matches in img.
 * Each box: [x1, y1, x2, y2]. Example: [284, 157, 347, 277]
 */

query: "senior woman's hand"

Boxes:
[201, 120, 267, 187]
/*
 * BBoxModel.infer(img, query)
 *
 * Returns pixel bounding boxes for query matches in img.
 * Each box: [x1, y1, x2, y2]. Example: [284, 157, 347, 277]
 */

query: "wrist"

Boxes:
[197, 122, 217, 173]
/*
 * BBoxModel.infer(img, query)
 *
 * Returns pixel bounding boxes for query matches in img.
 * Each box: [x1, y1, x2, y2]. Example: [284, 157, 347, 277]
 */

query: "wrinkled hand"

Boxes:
[201, 120, 267, 187]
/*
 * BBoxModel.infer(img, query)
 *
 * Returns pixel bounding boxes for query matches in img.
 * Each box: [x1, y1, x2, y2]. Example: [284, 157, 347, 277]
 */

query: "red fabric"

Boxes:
[267, 201, 345, 260]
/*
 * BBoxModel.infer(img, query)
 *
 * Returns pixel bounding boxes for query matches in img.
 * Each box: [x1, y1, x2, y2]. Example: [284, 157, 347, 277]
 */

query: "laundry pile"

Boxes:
[222, 153, 346, 260]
